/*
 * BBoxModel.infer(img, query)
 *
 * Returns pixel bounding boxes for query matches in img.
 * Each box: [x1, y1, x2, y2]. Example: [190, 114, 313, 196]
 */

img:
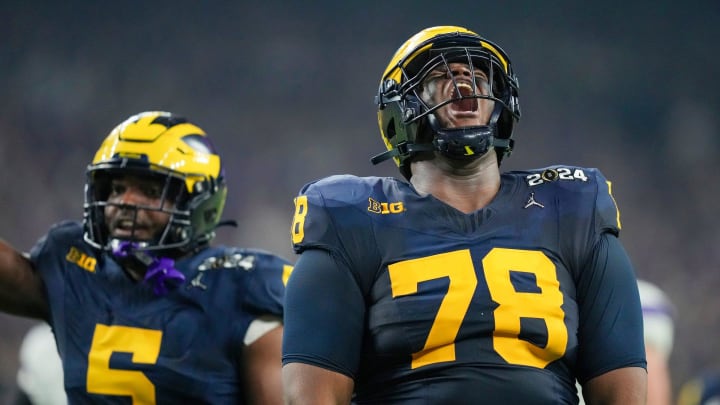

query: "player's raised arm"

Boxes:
[0, 240, 48, 319]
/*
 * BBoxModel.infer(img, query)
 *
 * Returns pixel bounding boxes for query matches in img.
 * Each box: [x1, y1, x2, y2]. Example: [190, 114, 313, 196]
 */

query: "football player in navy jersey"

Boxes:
[282, 26, 647, 404]
[0, 111, 291, 404]
[678, 369, 720, 405]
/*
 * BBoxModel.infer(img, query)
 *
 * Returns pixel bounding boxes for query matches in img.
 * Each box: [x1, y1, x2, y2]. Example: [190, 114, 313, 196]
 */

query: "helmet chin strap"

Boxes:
[370, 101, 510, 166]
[111, 239, 185, 296]
[427, 114, 495, 160]
[370, 142, 434, 165]
[426, 98, 512, 160]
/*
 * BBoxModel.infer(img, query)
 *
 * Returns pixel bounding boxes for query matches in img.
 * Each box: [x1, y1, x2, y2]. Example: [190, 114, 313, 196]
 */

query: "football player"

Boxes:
[638, 279, 675, 405]
[678, 369, 720, 405]
[282, 26, 647, 404]
[0, 111, 291, 404]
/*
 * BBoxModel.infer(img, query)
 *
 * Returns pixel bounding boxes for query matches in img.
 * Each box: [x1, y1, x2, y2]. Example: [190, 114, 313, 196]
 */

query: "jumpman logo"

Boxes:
[524, 192, 545, 209]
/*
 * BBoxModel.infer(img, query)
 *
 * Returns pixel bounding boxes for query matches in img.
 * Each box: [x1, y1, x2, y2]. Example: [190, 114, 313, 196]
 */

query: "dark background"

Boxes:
[1, 0, 718, 401]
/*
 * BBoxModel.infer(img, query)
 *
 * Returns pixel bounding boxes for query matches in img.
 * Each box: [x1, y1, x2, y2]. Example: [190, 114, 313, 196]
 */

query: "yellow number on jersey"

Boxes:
[291, 195, 308, 244]
[388, 250, 477, 369]
[483, 248, 567, 367]
[86, 324, 163, 404]
[388, 248, 567, 369]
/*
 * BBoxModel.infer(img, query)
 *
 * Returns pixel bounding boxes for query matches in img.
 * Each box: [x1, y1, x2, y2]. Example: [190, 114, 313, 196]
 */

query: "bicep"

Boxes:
[582, 366, 647, 405]
[283, 248, 365, 377]
[576, 233, 646, 382]
[0, 240, 48, 319]
[243, 325, 284, 405]
[282, 362, 354, 405]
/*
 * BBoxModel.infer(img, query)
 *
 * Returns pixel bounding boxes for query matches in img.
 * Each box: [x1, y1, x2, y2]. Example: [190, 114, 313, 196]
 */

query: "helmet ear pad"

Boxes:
[396, 93, 429, 147]
[493, 86, 520, 163]
[184, 176, 227, 246]
[386, 93, 436, 180]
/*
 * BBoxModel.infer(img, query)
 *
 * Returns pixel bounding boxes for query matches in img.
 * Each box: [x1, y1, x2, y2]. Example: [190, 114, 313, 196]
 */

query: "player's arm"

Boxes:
[283, 362, 354, 405]
[243, 320, 284, 405]
[239, 251, 291, 405]
[582, 367, 647, 404]
[282, 249, 365, 405]
[0, 240, 48, 319]
[577, 233, 647, 404]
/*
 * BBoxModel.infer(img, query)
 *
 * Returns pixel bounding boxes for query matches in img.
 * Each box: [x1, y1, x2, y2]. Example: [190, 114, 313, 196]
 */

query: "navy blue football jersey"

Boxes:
[30, 221, 290, 404]
[284, 166, 645, 404]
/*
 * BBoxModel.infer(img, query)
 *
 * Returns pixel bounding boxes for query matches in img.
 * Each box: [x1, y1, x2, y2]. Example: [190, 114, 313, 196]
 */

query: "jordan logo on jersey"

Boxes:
[524, 192, 545, 209]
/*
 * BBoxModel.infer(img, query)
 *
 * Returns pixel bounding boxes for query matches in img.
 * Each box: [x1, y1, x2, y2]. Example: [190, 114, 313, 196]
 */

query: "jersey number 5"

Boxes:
[388, 248, 568, 369]
[86, 324, 163, 404]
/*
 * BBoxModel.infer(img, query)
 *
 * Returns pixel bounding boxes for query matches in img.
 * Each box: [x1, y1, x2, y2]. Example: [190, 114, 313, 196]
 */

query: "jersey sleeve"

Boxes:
[291, 178, 344, 254]
[555, 167, 620, 238]
[29, 220, 83, 269]
[574, 232, 646, 383]
[239, 250, 291, 318]
[285, 176, 383, 378]
[282, 248, 366, 378]
[28, 221, 85, 328]
[29, 221, 73, 271]
[290, 175, 382, 290]
[548, 168, 645, 381]
[593, 171, 622, 236]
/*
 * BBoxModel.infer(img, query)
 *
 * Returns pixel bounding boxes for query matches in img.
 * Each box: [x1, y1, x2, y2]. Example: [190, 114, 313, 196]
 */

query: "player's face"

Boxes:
[104, 174, 173, 241]
[420, 62, 495, 129]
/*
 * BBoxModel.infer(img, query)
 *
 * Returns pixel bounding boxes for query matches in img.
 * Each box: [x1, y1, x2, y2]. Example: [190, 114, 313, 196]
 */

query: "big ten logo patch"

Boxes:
[66, 246, 97, 272]
[368, 198, 405, 214]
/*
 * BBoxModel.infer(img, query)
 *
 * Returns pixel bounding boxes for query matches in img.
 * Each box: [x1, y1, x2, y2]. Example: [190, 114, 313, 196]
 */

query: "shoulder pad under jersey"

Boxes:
[514, 165, 622, 235]
[290, 175, 404, 266]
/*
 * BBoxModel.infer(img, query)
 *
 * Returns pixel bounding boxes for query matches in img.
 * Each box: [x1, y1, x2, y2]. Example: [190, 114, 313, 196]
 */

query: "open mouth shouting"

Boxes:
[108, 217, 156, 240]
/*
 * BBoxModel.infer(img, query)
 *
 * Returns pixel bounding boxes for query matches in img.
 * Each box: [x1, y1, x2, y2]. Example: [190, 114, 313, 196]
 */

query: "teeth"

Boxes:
[454, 82, 476, 97]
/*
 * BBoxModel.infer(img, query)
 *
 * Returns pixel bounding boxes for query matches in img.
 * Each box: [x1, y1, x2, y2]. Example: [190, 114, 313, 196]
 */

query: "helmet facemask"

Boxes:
[83, 160, 225, 256]
[83, 111, 228, 257]
[374, 28, 521, 180]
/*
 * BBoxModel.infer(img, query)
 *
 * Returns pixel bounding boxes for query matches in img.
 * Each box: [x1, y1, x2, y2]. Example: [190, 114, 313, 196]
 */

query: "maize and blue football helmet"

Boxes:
[373, 26, 521, 179]
[83, 111, 227, 254]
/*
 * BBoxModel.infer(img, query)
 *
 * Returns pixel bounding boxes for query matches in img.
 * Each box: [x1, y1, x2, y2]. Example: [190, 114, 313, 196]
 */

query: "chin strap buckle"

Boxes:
[112, 241, 185, 296]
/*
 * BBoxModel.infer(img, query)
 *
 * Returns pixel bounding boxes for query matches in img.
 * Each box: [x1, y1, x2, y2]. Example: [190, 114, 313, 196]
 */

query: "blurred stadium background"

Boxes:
[1, 0, 718, 401]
